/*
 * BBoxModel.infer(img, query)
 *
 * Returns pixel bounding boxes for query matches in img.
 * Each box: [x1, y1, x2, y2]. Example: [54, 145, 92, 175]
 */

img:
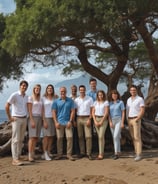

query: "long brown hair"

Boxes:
[96, 90, 107, 101]
[44, 84, 55, 97]
[108, 89, 121, 101]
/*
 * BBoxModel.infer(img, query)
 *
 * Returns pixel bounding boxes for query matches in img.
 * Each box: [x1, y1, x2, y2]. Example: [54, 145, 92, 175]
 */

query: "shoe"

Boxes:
[67, 155, 75, 161]
[12, 159, 23, 166]
[44, 152, 52, 161]
[41, 154, 45, 159]
[113, 155, 119, 160]
[96, 155, 104, 160]
[78, 154, 85, 159]
[28, 157, 35, 162]
[134, 155, 142, 162]
[48, 153, 53, 158]
[54, 155, 62, 160]
[87, 155, 93, 160]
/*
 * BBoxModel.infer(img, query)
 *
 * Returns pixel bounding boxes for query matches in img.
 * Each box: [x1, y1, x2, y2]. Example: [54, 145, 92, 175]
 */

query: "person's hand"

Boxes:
[9, 117, 15, 123]
[121, 122, 124, 129]
[110, 121, 114, 128]
[55, 122, 60, 129]
[66, 121, 72, 129]
[86, 119, 91, 127]
[43, 120, 48, 129]
[31, 121, 36, 128]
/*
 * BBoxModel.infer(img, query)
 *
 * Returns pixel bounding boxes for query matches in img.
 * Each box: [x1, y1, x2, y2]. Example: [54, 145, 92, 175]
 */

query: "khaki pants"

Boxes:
[56, 125, 73, 155]
[77, 117, 92, 155]
[128, 118, 142, 155]
[11, 117, 27, 160]
[95, 117, 108, 155]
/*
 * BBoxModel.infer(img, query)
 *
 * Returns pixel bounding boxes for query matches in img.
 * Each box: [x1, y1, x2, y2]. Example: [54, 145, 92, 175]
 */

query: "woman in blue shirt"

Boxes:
[108, 90, 125, 160]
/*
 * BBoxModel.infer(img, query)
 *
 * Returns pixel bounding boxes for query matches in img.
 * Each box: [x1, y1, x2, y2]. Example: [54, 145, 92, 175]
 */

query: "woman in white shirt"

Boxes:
[42, 84, 58, 160]
[92, 90, 109, 160]
[28, 84, 43, 162]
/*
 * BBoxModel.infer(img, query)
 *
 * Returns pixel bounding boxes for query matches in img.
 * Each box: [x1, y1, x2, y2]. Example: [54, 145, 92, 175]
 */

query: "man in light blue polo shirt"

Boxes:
[52, 86, 75, 161]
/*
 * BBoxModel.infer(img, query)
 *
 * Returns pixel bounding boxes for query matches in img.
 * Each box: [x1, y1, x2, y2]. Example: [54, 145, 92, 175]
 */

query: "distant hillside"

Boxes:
[55, 73, 107, 95]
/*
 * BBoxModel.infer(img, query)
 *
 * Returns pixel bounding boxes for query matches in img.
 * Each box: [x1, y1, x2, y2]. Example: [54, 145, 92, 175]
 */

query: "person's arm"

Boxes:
[27, 102, 35, 128]
[108, 115, 114, 128]
[86, 106, 92, 126]
[121, 109, 125, 128]
[67, 108, 75, 128]
[5, 102, 13, 122]
[52, 109, 60, 129]
[136, 106, 145, 122]
[99, 105, 109, 126]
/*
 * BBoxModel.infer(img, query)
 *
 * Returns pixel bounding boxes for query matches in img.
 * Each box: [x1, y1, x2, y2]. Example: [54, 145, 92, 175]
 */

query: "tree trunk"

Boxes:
[145, 71, 158, 120]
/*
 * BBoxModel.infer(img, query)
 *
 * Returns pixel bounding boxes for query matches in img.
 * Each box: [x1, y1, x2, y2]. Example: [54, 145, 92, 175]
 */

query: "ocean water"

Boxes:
[0, 109, 7, 123]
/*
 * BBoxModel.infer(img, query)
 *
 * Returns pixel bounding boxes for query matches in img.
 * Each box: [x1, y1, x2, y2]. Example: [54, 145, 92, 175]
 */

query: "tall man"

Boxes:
[5, 80, 29, 166]
[86, 78, 98, 101]
[126, 85, 145, 161]
[52, 86, 75, 161]
[75, 85, 93, 160]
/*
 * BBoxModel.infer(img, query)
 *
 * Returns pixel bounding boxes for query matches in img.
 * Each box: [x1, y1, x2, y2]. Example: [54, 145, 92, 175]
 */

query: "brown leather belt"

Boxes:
[128, 116, 137, 119]
[77, 115, 89, 118]
[13, 116, 27, 118]
[96, 116, 103, 118]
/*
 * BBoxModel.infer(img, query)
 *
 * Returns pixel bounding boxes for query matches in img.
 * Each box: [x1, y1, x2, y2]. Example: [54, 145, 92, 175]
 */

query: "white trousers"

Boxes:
[110, 117, 121, 154]
[11, 117, 27, 160]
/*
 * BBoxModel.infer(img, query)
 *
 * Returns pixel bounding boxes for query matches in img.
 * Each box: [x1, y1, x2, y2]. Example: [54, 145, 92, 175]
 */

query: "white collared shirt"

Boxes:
[126, 95, 145, 117]
[75, 96, 93, 115]
[7, 91, 28, 116]
[93, 100, 109, 116]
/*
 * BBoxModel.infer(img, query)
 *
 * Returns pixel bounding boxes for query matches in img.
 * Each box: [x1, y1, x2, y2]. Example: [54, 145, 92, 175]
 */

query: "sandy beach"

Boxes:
[0, 149, 158, 184]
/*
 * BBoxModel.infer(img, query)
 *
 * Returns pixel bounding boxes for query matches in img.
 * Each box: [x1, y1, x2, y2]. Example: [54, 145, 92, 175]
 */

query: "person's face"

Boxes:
[79, 87, 86, 97]
[90, 81, 97, 91]
[20, 83, 28, 94]
[112, 93, 118, 101]
[130, 87, 137, 97]
[60, 87, 67, 99]
[34, 86, 41, 95]
[98, 92, 104, 100]
[71, 87, 77, 95]
[47, 86, 53, 95]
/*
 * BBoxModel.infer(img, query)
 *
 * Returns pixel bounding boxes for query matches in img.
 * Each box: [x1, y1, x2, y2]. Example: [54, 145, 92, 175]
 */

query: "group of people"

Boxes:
[5, 78, 145, 166]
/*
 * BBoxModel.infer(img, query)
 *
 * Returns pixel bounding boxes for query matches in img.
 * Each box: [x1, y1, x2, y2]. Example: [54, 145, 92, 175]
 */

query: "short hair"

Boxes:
[20, 80, 28, 88]
[89, 77, 97, 84]
[129, 85, 137, 90]
[79, 85, 86, 90]
[71, 84, 77, 90]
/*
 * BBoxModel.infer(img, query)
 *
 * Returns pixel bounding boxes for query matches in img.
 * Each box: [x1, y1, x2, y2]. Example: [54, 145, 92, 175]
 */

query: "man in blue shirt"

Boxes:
[52, 86, 75, 161]
[86, 78, 98, 101]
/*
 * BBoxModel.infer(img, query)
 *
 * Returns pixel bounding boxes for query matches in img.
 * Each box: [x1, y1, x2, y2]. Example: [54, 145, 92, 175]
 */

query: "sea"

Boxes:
[0, 109, 7, 124]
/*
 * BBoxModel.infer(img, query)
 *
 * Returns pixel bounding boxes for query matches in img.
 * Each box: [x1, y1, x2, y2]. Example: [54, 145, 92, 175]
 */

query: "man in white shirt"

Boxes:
[5, 80, 29, 166]
[126, 85, 145, 161]
[75, 85, 93, 160]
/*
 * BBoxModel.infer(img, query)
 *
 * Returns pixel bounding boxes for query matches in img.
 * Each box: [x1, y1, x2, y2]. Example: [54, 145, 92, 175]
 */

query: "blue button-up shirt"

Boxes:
[52, 97, 75, 125]
[109, 100, 125, 118]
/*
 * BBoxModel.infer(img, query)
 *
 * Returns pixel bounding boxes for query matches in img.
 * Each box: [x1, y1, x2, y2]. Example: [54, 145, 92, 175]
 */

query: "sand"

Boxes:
[0, 149, 158, 184]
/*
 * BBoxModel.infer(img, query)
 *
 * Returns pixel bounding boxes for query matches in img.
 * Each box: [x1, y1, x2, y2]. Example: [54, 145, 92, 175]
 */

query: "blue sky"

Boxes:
[0, 0, 16, 14]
